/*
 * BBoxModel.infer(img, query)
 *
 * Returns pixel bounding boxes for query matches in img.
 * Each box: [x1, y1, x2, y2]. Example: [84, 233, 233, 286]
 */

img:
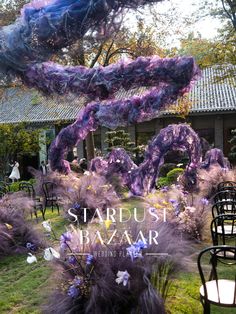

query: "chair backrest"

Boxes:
[212, 201, 236, 217]
[19, 181, 35, 199]
[0, 182, 8, 195]
[218, 181, 236, 191]
[213, 190, 236, 203]
[197, 246, 236, 306]
[211, 214, 236, 247]
[42, 181, 57, 199]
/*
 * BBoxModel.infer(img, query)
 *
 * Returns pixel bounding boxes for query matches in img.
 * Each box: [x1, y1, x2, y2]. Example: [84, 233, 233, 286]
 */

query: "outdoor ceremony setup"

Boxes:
[0, 0, 235, 313]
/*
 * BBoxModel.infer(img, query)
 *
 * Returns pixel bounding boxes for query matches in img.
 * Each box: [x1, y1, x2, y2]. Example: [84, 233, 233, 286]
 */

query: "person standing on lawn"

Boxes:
[40, 160, 48, 175]
[9, 161, 20, 182]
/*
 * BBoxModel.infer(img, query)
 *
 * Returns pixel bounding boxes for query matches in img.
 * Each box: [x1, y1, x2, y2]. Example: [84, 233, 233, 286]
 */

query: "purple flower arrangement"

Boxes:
[43, 218, 189, 314]
[145, 184, 210, 241]
[0, 193, 43, 257]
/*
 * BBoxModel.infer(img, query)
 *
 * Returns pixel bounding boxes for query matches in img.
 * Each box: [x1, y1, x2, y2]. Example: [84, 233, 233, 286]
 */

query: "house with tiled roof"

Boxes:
[0, 65, 235, 170]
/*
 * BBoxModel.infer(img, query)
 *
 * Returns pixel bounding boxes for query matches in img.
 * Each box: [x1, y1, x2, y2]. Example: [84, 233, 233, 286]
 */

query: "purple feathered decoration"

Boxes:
[48, 57, 200, 174]
[201, 148, 230, 170]
[90, 124, 202, 195]
[25, 56, 198, 98]
[0, 193, 43, 257]
[0, 0, 163, 73]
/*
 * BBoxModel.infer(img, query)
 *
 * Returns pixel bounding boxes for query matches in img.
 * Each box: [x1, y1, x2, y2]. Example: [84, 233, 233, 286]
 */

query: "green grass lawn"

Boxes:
[0, 204, 235, 313]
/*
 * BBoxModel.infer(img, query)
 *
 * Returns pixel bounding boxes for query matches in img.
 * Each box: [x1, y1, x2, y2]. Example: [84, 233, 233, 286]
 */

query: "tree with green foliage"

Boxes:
[104, 129, 146, 163]
[189, 0, 236, 80]
[105, 130, 136, 153]
[0, 123, 44, 178]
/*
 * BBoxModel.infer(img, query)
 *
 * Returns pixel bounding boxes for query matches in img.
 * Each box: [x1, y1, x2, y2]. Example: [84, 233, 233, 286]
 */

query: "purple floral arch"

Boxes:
[90, 123, 202, 195]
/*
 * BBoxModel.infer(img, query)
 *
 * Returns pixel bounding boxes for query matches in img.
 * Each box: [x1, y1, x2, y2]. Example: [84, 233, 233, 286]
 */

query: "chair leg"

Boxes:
[203, 302, 210, 314]
[56, 203, 59, 215]
[34, 210, 38, 223]
[44, 201, 47, 218]
[41, 208, 45, 220]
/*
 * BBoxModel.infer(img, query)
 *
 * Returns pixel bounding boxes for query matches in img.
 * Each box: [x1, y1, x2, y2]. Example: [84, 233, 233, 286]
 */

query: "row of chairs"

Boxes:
[19, 181, 60, 221]
[0, 180, 60, 221]
[197, 181, 236, 313]
[0, 181, 11, 198]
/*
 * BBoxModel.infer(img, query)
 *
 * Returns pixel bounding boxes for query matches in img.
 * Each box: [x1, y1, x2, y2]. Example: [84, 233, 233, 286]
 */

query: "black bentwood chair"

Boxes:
[0, 181, 9, 196]
[212, 201, 236, 218]
[218, 181, 236, 192]
[19, 181, 45, 220]
[211, 215, 236, 260]
[197, 245, 236, 314]
[42, 181, 60, 216]
[213, 190, 236, 204]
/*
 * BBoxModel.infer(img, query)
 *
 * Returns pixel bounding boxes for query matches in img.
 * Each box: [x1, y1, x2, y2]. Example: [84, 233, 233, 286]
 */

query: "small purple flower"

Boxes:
[161, 186, 169, 193]
[73, 203, 81, 210]
[134, 239, 148, 250]
[126, 245, 142, 261]
[67, 285, 79, 298]
[60, 232, 72, 250]
[169, 199, 177, 204]
[174, 204, 181, 216]
[68, 256, 77, 265]
[201, 198, 209, 206]
[26, 242, 37, 251]
[86, 254, 93, 265]
[74, 278, 82, 286]
[60, 232, 72, 243]
[149, 207, 156, 213]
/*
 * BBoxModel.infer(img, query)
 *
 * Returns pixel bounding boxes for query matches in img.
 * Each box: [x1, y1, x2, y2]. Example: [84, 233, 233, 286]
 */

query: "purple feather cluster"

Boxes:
[90, 124, 202, 195]
[25, 56, 198, 98]
[49, 57, 200, 174]
[0, 0, 163, 72]
[0, 193, 43, 257]
[45, 222, 190, 313]
[201, 148, 230, 170]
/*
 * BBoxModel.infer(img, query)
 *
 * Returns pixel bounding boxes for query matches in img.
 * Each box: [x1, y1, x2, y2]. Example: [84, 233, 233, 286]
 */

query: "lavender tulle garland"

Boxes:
[48, 57, 200, 174]
[24, 56, 198, 98]
[90, 124, 202, 195]
[0, 0, 162, 72]
[201, 148, 230, 170]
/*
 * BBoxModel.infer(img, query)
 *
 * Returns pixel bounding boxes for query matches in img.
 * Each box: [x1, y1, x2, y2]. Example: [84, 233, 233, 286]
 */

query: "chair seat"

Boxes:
[215, 250, 236, 259]
[200, 279, 236, 305]
[47, 197, 58, 201]
[213, 225, 236, 234]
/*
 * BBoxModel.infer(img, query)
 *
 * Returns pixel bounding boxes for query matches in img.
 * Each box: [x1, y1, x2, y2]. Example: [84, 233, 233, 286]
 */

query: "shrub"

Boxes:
[157, 168, 184, 188]
[9, 179, 36, 192]
[9, 181, 20, 192]
[166, 168, 184, 183]
[157, 177, 170, 188]
[159, 163, 176, 177]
